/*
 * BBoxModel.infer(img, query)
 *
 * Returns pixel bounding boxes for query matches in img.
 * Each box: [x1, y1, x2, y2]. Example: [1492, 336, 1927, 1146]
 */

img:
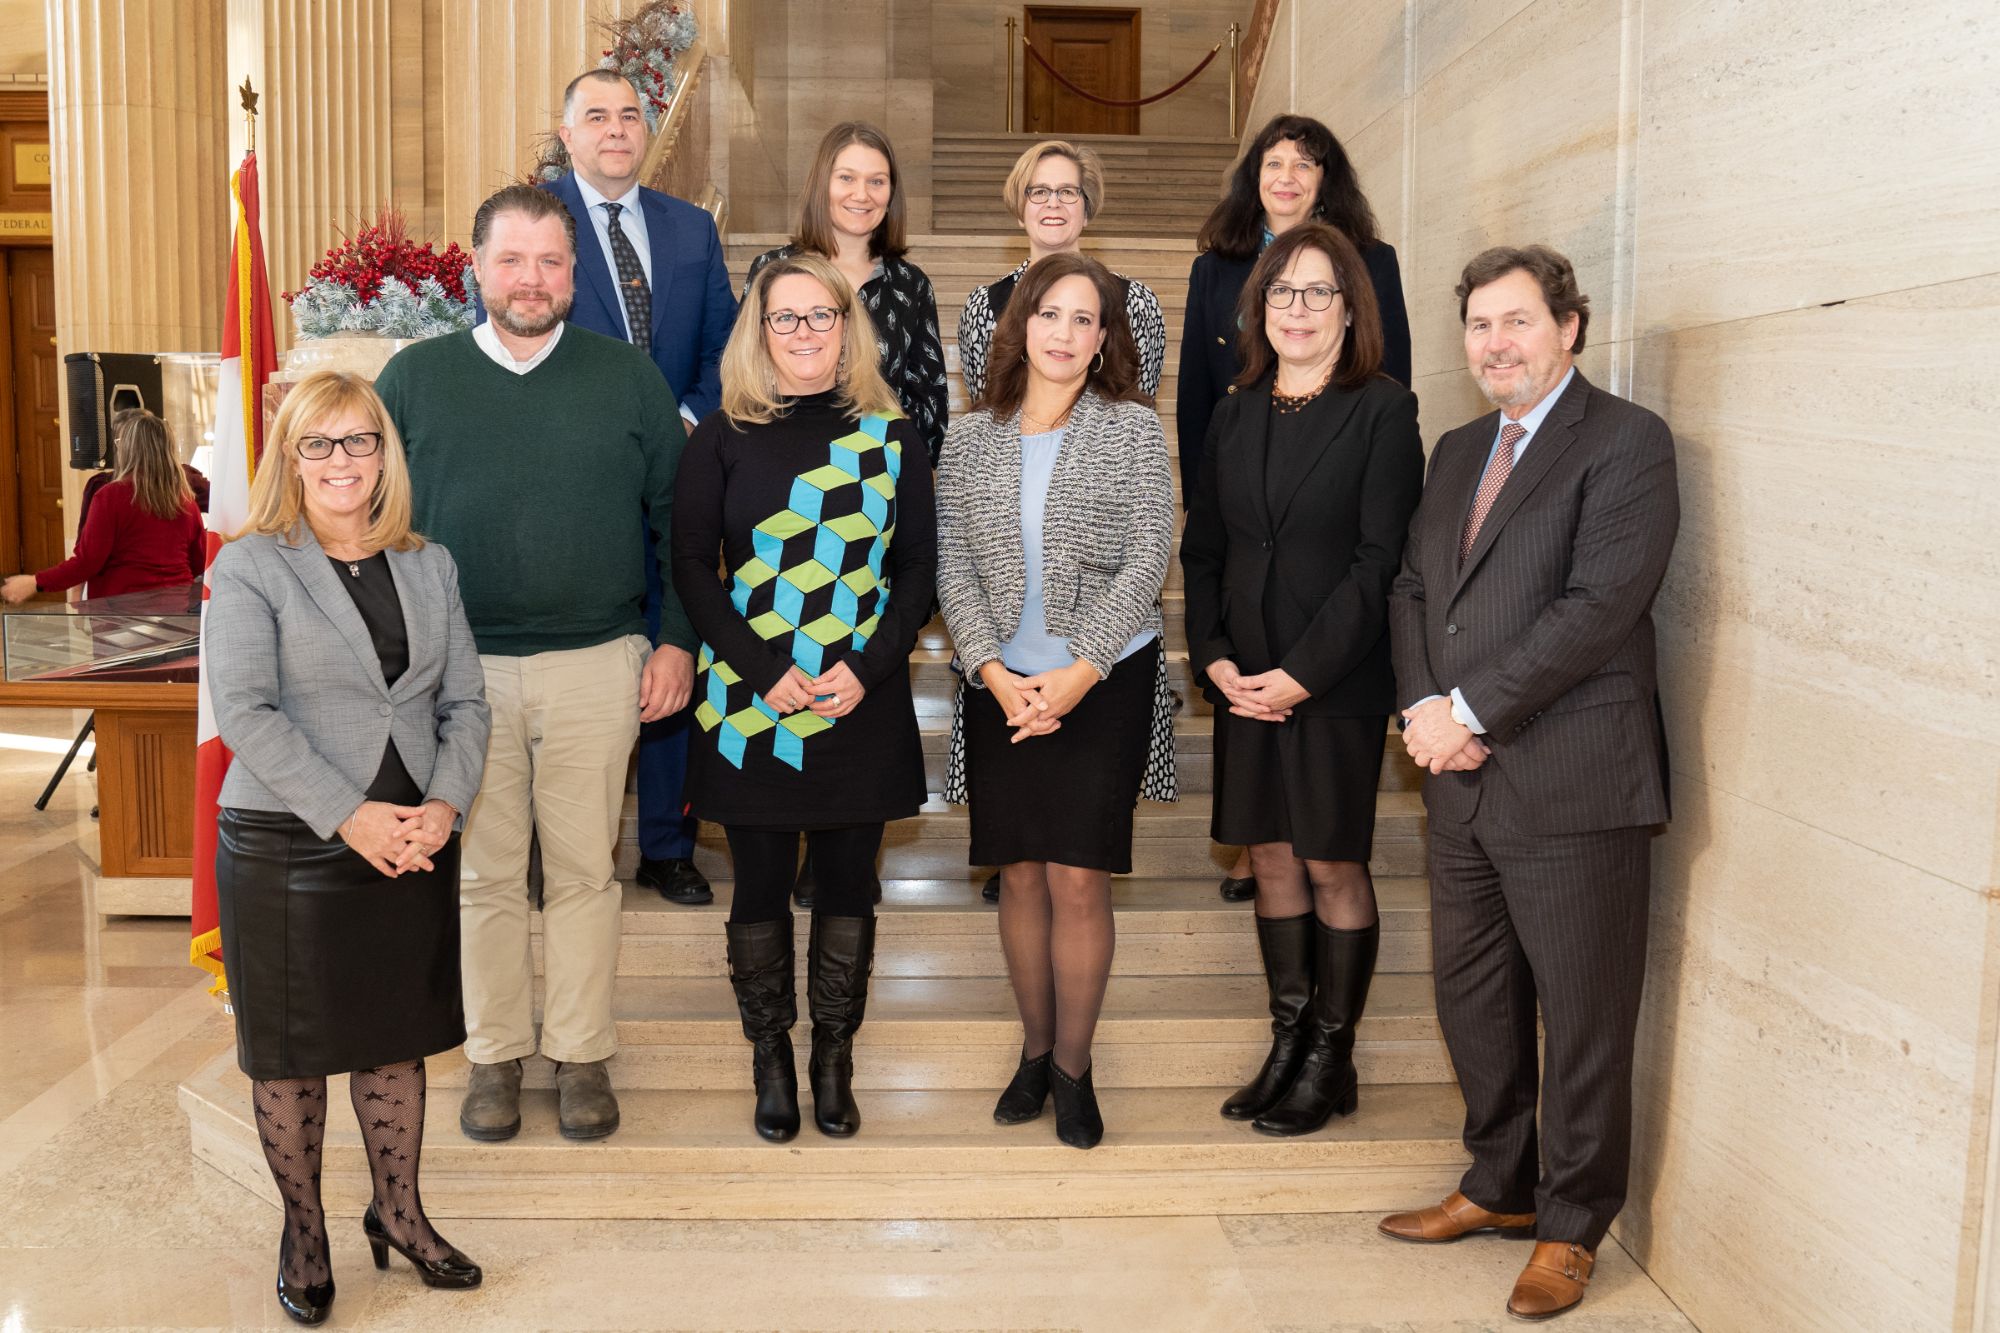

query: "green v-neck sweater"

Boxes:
[374, 325, 696, 657]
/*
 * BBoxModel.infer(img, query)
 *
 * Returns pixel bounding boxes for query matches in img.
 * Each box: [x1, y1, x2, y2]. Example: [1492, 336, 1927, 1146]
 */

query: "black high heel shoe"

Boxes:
[1050, 1060, 1104, 1149]
[993, 1049, 1052, 1124]
[363, 1203, 483, 1289]
[276, 1234, 334, 1325]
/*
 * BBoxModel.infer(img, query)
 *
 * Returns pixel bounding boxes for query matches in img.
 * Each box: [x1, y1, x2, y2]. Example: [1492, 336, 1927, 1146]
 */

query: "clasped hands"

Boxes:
[1399, 695, 1492, 775]
[981, 658, 1098, 743]
[338, 798, 458, 877]
[1206, 660, 1309, 722]
[762, 659, 867, 720]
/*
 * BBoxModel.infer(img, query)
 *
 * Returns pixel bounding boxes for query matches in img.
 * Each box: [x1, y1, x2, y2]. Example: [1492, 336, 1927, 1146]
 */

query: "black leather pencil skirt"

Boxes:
[216, 808, 467, 1080]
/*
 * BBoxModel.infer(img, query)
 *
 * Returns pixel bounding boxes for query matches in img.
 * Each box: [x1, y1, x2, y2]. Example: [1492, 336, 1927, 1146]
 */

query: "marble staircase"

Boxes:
[176, 229, 1467, 1222]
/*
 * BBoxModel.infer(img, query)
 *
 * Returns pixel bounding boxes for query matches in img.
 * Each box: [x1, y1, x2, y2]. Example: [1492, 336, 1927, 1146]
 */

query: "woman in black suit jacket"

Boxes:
[1180, 223, 1423, 1138]
[1179, 114, 1413, 905]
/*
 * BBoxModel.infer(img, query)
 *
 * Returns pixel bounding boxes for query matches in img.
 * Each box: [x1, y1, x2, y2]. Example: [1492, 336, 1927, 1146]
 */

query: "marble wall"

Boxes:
[1254, 2, 2000, 1329]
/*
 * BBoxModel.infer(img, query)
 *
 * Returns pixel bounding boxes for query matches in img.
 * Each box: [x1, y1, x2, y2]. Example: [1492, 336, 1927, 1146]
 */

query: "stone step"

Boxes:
[578, 871, 1435, 977]
[611, 791, 1430, 914]
[181, 1053, 1470, 1220]
[417, 971, 1449, 1092]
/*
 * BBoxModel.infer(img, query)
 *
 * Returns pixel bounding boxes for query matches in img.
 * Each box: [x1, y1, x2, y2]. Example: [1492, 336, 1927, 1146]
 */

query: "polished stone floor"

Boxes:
[0, 706, 1696, 1331]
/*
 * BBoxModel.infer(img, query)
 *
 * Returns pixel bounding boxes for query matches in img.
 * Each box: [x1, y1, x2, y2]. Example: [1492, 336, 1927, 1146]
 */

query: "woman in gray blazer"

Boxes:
[935, 253, 1176, 1150]
[205, 371, 490, 1324]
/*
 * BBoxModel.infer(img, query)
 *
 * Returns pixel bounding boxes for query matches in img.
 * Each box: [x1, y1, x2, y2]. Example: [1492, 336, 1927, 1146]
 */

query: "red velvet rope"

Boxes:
[1021, 37, 1223, 108]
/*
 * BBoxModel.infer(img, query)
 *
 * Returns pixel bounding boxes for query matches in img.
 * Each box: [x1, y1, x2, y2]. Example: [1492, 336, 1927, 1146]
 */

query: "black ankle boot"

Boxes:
[725, 918, 801, 1143]
[993, 1049, 1053, 1124]
[363, 1204, 482, 1289]
[1221, 911, 1315, 1120]
[1050, 1060, 1103, 1149]
[276, 1234, 334, 1325]
[1253, 921, 1378, 1137]
[807, 914, 875, 1136]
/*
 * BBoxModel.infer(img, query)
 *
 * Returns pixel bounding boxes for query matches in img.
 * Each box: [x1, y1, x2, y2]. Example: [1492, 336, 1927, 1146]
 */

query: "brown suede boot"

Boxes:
[553, 1058, 620, 1140]
[457, 1058, 523, 1141]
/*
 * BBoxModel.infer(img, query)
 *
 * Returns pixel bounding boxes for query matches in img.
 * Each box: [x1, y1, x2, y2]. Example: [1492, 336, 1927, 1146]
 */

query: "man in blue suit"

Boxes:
[547, 68, 738, 906]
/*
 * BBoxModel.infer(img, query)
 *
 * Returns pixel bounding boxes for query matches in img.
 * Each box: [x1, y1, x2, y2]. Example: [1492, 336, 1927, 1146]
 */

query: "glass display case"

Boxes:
[1, 582, 201, 685]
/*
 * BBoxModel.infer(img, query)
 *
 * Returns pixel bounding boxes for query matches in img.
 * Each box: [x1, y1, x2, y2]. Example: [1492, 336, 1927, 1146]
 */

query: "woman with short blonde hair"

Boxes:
[955, 139, 1169, 412]
[676, 255, 935, 1145]
[205, 368, 491, 1322]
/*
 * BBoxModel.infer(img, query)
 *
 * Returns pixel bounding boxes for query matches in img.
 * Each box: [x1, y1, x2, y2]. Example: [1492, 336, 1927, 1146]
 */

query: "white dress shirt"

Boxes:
[472, 319, 564, 374]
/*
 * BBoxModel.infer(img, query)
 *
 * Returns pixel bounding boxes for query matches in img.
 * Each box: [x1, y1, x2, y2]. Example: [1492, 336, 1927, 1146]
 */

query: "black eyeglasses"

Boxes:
[763, 307, 843, 334]
[296, 431, 383, 459]
[1025, 185, 1084, 205]
[1264, 283, 1341, 311]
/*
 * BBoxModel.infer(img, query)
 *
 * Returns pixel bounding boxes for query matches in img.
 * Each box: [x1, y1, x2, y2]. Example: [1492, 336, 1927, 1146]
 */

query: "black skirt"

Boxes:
[216, 808, 466, 1080]
[964, 640, 1159, 873]
[1210, 710, 1388, 862]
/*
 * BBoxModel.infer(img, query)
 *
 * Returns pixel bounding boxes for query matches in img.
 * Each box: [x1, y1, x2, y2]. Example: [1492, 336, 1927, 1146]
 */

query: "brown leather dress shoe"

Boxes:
[1378, 1190, 1536, 1242]
[1507, 1241, 1595, 1321]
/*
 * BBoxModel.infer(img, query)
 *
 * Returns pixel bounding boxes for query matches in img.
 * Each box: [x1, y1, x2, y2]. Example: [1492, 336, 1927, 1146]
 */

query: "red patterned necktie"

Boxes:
[1460, 421, 1527, 565]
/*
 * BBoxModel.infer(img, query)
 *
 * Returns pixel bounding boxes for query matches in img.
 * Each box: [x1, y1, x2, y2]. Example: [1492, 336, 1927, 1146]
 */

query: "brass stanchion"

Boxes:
[1004, 16, 1017, 132]
[1227, 23, 1240, 138]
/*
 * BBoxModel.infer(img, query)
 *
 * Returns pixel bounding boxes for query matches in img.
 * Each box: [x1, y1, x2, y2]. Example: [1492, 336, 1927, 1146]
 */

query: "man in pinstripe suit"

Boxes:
[1378, 245, 1679, 1323]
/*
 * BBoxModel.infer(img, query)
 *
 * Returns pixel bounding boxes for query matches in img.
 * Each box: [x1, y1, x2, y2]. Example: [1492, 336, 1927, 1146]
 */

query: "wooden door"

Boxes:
[6, 248, 62, 575]
[1024, 7, 1141, 137]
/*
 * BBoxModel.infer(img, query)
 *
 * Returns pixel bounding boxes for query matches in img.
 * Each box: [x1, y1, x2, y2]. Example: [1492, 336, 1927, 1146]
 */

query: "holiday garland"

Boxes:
[282, 210, 476, 340]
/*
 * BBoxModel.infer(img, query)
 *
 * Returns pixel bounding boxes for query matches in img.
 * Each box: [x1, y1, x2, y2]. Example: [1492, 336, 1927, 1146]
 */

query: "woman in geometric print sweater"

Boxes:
[672, 252, 935, 1146]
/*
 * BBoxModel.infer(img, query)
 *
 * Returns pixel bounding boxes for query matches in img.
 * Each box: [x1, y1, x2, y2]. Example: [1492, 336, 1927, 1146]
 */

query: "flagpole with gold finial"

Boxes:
[240, 77, 258, 154]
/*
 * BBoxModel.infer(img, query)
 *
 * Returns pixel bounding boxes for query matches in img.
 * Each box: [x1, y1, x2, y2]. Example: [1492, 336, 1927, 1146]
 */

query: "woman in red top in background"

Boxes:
[2, 410, 205, 603]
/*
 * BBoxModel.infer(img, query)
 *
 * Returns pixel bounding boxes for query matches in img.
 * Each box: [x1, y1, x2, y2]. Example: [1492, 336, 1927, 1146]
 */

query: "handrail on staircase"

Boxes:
[640, 39, 726, 225]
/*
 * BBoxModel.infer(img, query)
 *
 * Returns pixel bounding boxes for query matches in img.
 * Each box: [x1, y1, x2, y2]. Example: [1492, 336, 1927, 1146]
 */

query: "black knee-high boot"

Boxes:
[725, 918, 801, 1143]
[1221, 911, 1315, 1120]
[807, 914, 875, 1136]
[1252, 920, 1378, 1137]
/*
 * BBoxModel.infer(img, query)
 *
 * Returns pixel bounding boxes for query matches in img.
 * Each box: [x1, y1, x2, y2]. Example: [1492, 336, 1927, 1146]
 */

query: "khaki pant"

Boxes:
[459, 635, 645, 1065]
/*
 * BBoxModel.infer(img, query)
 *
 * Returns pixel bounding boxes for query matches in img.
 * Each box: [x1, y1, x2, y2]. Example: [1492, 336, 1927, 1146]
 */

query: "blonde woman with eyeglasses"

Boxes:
[204, 370, 491, 1324]
[673, 253, 935, 1144]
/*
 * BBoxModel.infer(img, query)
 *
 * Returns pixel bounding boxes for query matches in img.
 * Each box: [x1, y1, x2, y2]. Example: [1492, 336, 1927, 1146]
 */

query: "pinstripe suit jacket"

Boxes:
[206, 528, 491, 840]
[1389, 370, 1678, 835]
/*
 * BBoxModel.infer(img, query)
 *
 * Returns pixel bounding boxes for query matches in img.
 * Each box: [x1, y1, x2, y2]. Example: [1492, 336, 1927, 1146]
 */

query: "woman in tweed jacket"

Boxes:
[935, 253, 1176, 1149]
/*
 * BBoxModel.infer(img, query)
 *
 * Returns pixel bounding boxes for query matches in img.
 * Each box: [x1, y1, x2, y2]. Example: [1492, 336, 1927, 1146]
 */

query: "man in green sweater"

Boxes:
[374, 183, 698, 1144]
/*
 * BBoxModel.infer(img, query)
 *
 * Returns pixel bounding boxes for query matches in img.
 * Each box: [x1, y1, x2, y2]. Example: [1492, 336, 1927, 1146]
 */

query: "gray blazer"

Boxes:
[936, 390, 1175, 682]
[1389, 370, 1678, 835]
[206, 528, 491, 840]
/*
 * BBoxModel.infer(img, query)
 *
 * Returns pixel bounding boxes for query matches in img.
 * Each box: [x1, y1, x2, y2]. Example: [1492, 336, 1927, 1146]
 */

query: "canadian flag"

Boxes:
[190, 149, 277, 995]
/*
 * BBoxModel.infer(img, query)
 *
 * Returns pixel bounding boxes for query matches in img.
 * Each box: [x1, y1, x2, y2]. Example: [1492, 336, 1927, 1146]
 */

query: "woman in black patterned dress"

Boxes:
[744, 122, 949, 465]
[675, 252, 935, 1145]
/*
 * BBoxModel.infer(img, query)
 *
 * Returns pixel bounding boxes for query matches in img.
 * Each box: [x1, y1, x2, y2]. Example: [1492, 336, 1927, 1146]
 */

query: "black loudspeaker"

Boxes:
[64, 351, 163, 471]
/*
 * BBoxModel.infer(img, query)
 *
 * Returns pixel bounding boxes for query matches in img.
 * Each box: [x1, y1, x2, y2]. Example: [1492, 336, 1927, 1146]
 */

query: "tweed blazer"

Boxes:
[205, 528, 491, 840]
[1389, 370, 1679, 835]
[936, 391, 1175, 682]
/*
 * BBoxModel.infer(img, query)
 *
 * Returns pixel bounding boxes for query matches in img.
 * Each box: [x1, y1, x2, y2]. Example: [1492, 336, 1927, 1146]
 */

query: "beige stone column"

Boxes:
[437, 0, 631, 247]
[226, 0, 430, 349]
[46, 0, 229, 532]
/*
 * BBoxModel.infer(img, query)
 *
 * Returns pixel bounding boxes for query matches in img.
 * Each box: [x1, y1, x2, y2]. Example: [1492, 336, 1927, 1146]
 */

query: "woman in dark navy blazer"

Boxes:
[1179, 113, 1411, 904]
[1180, 223, 1423, 1137]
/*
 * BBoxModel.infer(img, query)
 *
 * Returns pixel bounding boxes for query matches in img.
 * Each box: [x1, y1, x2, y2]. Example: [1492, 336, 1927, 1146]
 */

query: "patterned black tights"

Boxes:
[347, 1059, 449, 1260]
[252, 1058, 448, 1284]
[252, 1076, 331, 1286]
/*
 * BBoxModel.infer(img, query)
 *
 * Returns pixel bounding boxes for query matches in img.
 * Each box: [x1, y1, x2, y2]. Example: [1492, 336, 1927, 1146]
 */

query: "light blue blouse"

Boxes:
[999, 428, 1157, 676]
